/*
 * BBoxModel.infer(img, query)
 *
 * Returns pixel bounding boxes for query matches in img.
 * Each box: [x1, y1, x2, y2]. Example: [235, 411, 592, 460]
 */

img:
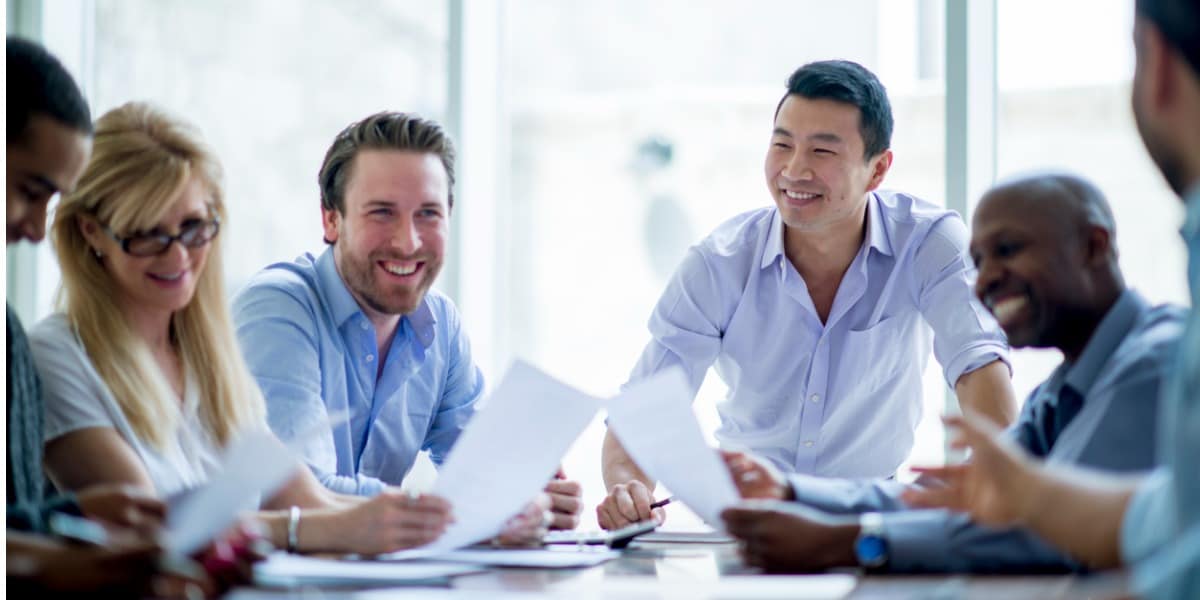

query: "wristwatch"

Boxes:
[854, 512, 889, 570]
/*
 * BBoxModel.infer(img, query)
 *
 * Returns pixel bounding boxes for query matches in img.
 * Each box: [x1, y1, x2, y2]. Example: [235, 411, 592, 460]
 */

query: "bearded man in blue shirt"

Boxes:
[234, 113, 583, 530]
[599, 60, 1017, 530]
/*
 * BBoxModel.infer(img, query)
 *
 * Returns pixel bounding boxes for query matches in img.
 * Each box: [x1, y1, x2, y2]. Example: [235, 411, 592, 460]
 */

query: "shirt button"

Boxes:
[365, 354, 375, 363]
[810, 394, 821, 403]
[803, 440, 815, 447]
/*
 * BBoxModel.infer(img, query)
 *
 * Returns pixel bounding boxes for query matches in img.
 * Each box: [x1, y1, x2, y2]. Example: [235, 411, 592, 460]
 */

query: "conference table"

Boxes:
[230, 536, 1133, 599]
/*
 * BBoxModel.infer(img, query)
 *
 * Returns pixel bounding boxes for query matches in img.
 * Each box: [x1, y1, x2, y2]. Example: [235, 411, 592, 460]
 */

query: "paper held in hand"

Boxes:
[163, 430, 298, 555]
[386, 360, 602, 559]
[604, 367, 741, 528]
[162, 411, 350, 556]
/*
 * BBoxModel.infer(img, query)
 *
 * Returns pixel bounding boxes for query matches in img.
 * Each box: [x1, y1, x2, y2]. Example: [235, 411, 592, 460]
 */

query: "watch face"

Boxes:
[855, 535, 888, 567]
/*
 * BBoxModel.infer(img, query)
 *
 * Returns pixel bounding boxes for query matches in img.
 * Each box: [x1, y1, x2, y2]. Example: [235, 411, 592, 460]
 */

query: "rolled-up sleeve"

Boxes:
[628, 248, 728, 395]
[912, 216, 1010, 387]
[233, 278, 386, 497]
[787, 472, 910, 514]
[1122, 467, 1175, 565]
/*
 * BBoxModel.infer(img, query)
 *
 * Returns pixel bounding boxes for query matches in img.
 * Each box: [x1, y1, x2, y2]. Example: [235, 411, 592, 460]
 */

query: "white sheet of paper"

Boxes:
[388, 360, 601, 558]
[163, 429, 297, 555]
[163, 411, 350, 556]
[552, 574, 858, 599]
[426, 547, 619, 568]
[604, 368, 740, 528]
[352, 590, 551, 600]
[253, 552, 481, 587]
[638, 530, 736, 544]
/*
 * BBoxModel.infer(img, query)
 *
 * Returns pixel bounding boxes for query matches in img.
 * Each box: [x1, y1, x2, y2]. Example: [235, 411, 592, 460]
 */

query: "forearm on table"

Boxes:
[257, 507, 349, 554]
[954, 360, 1018, 426]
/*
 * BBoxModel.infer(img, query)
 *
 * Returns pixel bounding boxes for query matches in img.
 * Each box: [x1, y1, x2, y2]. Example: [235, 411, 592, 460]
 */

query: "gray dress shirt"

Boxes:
[786, 289, 1184, 573]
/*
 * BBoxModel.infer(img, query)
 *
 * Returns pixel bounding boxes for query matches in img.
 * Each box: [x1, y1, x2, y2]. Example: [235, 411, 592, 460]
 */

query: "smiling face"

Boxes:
[764, 95, 892, 233]
[970, 189, 1094, 351]
[81, 175, 215, 317]
[323, 150, 449, 319]
[7, 115, 91, 244]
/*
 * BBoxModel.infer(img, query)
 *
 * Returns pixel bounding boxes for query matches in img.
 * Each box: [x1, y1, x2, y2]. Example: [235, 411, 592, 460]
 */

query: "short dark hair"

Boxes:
[318, 112, 456, 215]
[1136, 0, 1200, 77]
[6, 36, 93, 144]
[775, 60, 893, 160]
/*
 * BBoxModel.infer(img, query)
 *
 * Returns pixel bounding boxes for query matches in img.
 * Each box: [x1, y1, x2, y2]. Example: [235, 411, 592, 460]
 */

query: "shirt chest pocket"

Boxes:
[839, 315, 911, 394]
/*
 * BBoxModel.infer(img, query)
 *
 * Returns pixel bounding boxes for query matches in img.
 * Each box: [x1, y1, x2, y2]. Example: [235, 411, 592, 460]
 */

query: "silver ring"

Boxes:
[541, 510, 555, 528]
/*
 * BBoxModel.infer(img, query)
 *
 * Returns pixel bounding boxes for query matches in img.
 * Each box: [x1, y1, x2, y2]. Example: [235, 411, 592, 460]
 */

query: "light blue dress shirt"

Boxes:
[232, 248, 483, 496]
[784, 289, 1184, 572]
[628, 191, 1008, 478]
[1122, 184, 1200, 598]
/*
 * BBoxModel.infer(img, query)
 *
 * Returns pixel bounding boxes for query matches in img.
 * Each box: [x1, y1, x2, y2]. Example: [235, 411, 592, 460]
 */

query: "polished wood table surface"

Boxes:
[230, 540, 1132, 599]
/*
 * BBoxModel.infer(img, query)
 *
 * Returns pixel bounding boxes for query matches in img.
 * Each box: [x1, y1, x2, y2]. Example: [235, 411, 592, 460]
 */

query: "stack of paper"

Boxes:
[638, 530, 736, 544]
[422, 547, 619, 568]
[254, 552, 481, 587]
[551, 574, 858, 599]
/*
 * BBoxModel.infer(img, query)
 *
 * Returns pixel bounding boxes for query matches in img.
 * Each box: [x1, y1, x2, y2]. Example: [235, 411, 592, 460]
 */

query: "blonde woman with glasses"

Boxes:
[28, 102, 472, 554]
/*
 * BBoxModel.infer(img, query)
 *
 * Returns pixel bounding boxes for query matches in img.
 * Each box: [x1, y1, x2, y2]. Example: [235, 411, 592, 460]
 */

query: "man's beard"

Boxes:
[338, 249, 435, 316]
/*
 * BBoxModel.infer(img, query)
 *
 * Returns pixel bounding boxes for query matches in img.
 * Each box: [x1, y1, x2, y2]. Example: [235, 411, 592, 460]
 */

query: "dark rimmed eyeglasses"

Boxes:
[103, 217, 221, 257]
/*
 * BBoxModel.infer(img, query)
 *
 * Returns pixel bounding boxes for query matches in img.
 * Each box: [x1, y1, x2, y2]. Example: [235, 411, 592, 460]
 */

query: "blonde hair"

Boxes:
[51, 102, 264, 449]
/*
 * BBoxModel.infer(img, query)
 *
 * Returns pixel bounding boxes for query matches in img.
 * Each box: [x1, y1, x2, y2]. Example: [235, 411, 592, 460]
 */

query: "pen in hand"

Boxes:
[649, 497, 674, 510]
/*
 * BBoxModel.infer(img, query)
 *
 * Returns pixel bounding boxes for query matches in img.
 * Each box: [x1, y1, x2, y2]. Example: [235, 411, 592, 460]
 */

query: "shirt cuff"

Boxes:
[356, 476, 388, 497]
[1122, 467, 1175, 565]
[787, 473, 908, 514]
[943, 346, 1009, 389]
[879, 509, 960, 572]
[318, 471, 388, 497]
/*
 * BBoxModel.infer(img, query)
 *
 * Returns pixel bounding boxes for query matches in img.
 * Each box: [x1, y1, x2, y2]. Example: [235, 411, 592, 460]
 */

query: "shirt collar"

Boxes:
[761, 209, 787, 270]
[863, 192, 894, 257]
[759, 192, 893, 271]
[314, 247, 438, 349]
[1052, 289, 1148, 399]
[315, 247, 362, 328]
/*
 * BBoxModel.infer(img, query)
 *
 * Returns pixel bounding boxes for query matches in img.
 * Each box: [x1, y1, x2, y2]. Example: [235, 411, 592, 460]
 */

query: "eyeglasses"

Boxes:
[103, 217, 221, 257]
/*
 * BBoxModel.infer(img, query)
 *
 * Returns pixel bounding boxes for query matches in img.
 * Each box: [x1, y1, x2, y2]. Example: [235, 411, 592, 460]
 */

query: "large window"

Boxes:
[16, 0, 1178, 533]
[502, 0, 947, 528]
[31, 0, 447, 316]
[996, 0, 1187, 400]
